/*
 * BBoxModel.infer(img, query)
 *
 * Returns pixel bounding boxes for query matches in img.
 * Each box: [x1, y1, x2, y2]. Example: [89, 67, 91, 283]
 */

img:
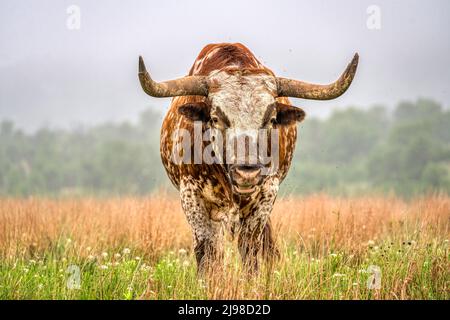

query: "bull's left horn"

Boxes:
[138, 56, 208, 97]
[276, 53, 359, 100]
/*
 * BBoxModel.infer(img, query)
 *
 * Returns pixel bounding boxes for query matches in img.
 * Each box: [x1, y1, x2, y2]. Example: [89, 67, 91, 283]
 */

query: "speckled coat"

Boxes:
[159, 43, 299, 271]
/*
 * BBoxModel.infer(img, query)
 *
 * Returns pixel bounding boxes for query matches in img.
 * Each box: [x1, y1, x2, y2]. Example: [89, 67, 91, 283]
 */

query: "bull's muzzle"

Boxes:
[230, 164, 263, 194]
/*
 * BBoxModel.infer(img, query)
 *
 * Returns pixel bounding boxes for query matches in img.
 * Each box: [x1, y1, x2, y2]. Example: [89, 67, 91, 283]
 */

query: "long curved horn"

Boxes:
[138, 56, 208, 97]
[276, 53, 359, 100]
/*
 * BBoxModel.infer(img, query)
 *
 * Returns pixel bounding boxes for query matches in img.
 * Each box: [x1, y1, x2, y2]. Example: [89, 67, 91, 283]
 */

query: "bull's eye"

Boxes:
[270, 117, 277, 125]
[211, 117, 219, 125]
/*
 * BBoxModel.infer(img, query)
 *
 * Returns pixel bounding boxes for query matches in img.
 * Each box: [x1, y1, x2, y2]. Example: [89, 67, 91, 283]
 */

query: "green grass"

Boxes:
[1, 239, 448, 300]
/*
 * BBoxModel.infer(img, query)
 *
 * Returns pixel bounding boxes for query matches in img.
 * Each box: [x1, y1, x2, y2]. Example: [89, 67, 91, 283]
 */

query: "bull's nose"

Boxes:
[234, 165, 261, 181]
[231, 165, 263, 194]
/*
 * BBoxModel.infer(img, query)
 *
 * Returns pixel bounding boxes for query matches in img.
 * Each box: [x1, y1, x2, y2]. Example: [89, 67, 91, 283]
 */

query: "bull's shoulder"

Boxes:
[179, 171, 237, 222]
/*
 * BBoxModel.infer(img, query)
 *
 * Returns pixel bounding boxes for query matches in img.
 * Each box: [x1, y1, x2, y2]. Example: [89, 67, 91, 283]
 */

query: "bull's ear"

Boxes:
[178, 102, 210, 122]
[275, 102, 306, 125]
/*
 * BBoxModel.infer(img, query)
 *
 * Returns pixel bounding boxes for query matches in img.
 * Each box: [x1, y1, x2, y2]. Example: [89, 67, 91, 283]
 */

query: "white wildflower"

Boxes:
[332, 273, 346, 278]
[358, 269, 367, 274]
[141, 264, 151, 271]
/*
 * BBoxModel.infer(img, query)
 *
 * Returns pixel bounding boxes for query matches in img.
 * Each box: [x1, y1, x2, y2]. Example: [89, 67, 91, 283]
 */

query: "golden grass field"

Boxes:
[0, 193, 448, 299]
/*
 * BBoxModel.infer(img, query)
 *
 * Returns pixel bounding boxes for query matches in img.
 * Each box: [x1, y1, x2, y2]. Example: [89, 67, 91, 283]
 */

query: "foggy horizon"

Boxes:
[1, 0, 450, 132]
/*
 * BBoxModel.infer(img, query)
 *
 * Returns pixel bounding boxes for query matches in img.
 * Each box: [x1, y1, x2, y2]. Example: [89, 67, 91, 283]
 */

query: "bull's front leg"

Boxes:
[238, 178, 279, 273]
[180, 180, 224, 274]
[262, 217, 280, 264]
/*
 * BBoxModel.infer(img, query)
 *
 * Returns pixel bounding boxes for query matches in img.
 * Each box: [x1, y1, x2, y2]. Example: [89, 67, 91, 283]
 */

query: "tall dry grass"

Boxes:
[0, 193, 448, 299]
[1, 194, 448, 258]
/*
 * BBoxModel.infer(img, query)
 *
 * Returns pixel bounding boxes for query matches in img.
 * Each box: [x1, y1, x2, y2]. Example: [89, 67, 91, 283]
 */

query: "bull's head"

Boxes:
[138, 53, 358, 194]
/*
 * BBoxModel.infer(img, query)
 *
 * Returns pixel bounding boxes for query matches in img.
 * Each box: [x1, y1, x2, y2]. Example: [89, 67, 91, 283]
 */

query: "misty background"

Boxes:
[1, 0, 449, 197]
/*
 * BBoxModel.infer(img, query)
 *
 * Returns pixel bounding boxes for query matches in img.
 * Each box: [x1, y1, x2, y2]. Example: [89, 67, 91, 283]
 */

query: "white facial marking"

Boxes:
[207, 71, 277, 131]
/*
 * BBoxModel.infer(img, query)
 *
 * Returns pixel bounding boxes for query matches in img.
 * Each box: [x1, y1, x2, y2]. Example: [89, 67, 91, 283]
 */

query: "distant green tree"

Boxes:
[0, 99, 448, 197]
[367, 98, 450, 196]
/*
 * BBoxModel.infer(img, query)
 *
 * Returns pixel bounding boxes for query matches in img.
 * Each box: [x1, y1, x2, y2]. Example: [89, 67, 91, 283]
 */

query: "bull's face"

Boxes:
[178, 70, 305, 194]
[138, 51, 358, 194]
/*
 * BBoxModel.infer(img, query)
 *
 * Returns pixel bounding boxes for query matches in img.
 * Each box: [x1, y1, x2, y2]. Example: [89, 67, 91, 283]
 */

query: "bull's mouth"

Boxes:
[233, 184, 257, 194]
[229, 164, 263, 195]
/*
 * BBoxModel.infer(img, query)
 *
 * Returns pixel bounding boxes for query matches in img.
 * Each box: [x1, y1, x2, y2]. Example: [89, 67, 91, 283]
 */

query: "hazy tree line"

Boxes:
[0, 98, 449, 197]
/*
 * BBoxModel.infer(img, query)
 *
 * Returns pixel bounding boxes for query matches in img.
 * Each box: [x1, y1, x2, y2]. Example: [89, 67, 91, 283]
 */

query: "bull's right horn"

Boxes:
[138, 56, 208, 97]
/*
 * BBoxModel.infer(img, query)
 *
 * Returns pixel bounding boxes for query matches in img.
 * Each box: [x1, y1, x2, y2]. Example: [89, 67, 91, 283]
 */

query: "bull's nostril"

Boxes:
[235, 166, 261, 180]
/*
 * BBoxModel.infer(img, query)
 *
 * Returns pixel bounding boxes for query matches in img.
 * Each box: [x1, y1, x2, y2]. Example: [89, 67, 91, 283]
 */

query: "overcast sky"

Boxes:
[1, 0, 449, 131]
